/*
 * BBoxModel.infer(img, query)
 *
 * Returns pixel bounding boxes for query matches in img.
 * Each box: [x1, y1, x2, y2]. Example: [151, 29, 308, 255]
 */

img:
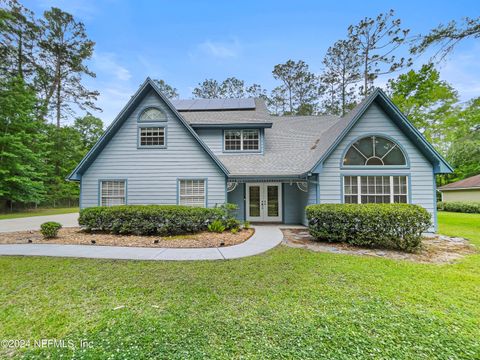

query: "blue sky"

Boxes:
[24, 0, 480, 124]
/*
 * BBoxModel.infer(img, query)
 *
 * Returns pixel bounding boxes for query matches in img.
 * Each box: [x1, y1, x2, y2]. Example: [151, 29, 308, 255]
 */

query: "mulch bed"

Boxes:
[282, 228, 477, 264]
[0, 227, 254, 248]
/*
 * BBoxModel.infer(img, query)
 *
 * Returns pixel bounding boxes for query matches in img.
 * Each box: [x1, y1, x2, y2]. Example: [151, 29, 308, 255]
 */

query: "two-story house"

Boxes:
[68, 78, 452, 231]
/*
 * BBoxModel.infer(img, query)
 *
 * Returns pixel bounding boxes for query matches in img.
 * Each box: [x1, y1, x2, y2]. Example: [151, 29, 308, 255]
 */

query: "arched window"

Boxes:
[343, 136, 406, 166]
[139, 107, 166, 122]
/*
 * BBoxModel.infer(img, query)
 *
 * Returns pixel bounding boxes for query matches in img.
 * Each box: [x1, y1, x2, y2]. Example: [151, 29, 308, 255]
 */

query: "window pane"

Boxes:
[267, 185, 279, 217]
[242, 130, 259, 150]
[344, 177, 359, 203]
[101, 181, 125, 207]
[374, 137, 396, 157]
[344, 136, 406, 166]
[355, 137, 374, 158]
[225, 130, 241, 151]
[383, 146, 406, 165]
[249, 186, 260, 217]
[179, 180, 205, 207]
[140, 127, 165, 146]
[344, 147, 365, 165]
[345, 195, 357, 204]
[140, 108, 166, 121]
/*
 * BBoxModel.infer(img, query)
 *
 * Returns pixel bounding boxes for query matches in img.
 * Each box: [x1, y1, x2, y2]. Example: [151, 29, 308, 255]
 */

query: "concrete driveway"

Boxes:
[0, 213, 79, 233]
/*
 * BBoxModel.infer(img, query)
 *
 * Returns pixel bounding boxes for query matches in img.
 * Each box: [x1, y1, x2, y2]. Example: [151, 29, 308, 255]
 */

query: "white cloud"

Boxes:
[440, 45, 480, 101]
[197, 38, 242, 59]
[92, 52, 131, 81]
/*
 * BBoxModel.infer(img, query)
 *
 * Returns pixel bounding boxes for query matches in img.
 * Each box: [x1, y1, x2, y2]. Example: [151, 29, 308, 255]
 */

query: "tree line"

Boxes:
[158, 10, 479, 184]
[0, 0, 103, 210]
[1, 1, 478, 210]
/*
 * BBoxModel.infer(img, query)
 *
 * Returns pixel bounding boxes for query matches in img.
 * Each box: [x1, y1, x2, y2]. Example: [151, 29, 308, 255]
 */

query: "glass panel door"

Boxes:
[249, 186, 261, 217]
[246, 183, 282, 222]
[267, 185, 279, 217]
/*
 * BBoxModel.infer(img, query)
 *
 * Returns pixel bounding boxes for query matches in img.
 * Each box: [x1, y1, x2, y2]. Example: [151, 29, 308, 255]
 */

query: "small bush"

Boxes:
[79, 205, 225, 236]
[437, 201, 480, 214]
[230, 227, 239, 234]
[208, 219, 225, 233]
[306, 204, 431, 252]
[243, 221, 251, 230]
[40, 222, 62, 239]
[215, 203, 240, 229]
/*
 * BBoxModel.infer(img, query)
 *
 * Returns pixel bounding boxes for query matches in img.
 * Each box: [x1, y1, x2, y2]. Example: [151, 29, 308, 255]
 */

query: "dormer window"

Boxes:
[224, 129, 260, 152]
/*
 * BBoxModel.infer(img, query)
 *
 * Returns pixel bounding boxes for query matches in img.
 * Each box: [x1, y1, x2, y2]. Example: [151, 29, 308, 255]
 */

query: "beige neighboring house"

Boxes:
[439, 174, 480, 202]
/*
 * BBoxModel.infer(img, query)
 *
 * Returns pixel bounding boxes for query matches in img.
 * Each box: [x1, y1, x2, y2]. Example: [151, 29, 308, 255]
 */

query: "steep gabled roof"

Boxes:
[439, 174, 480, 190]
[218, 89, 452, 177]
[68, 78, 229, 181]
[309, 88, 453, 174]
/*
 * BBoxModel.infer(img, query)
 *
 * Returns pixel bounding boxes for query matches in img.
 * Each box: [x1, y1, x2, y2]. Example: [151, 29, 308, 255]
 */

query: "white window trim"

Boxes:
[343, 175, 409, 204]
[100, 180, 126, 207]
[178, 179, 207, 207]
[224, 129, 260, 152]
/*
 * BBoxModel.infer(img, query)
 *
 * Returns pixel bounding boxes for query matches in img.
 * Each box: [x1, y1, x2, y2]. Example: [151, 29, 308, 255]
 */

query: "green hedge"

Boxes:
[79, 205, 231, 236]
[40, 221, 62, 238]
[306, 204, 431, 252]
[437, 201, 480, 214]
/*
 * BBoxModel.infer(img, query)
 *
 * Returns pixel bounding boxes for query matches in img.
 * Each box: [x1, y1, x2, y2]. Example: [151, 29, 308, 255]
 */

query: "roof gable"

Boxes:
[68, 78, 229, 180]
[311, 88, 453, 174]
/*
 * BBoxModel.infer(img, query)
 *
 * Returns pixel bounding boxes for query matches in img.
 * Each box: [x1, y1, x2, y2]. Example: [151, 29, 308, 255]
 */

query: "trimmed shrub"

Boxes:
[437, 201, 480, 214]
[79, 205, 226, 236]
[208, 220, 225, 233]
[306, 204, 431, 252]
[40, 222, 62, 239]
[243, 221, 251, 230]
[215, 203, 240, 230]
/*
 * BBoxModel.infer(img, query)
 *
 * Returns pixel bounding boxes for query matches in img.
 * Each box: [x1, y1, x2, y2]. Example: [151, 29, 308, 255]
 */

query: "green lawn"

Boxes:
[0, 207, 78, 220]
[0, 212, 479, 359]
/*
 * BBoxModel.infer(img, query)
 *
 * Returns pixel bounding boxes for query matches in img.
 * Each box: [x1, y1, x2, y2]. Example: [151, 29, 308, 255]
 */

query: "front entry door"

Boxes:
[246, 183, 282, 222]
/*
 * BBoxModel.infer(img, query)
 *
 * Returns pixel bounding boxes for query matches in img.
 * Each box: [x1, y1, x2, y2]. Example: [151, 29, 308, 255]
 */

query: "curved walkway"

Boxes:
[0, 225, 283, 261]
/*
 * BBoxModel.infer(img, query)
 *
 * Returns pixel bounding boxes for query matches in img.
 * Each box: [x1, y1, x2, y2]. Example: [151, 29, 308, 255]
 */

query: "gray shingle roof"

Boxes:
[217, 115, 341, 176]
[173, 97, 348, 176]
[176, 90, 451, 177]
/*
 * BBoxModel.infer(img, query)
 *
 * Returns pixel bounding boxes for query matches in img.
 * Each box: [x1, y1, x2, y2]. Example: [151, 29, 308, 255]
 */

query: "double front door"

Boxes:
[246, 183, 282, 222]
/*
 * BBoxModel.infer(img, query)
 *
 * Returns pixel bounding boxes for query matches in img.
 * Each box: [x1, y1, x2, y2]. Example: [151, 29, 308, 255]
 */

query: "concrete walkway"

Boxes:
[0, 225, 283, 261]
[0, 213, 79, 233]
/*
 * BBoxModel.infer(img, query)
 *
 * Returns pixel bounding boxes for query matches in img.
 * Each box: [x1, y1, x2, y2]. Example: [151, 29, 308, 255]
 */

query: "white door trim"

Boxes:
[246, 183, 282, 222]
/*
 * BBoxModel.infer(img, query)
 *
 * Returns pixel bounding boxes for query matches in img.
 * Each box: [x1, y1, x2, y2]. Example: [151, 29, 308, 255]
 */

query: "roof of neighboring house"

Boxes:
[439, 174, 480, 191]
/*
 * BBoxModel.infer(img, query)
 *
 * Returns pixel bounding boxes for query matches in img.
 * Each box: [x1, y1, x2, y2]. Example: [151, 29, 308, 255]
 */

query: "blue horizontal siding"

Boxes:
[81, 90, 226, 208]
[317, 103, 436, 231]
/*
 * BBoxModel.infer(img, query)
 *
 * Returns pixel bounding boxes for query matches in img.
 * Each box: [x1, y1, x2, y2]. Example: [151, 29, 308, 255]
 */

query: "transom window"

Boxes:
[179, 179, 206, 207]
[343, 136, 406, 166]
[344, 176, 408, 204]
[224, 129, 260, 151]
[139, 107, 166, 121]
[139, 127, 165, 147]
[100, 180, 126, 206]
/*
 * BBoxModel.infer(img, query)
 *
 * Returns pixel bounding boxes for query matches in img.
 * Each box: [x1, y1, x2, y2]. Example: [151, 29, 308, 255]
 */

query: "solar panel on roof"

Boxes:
[171, 98, 255, 111]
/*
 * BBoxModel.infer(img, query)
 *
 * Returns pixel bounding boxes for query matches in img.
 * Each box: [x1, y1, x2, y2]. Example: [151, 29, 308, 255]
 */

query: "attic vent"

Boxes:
[311, 139, 320, 150]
